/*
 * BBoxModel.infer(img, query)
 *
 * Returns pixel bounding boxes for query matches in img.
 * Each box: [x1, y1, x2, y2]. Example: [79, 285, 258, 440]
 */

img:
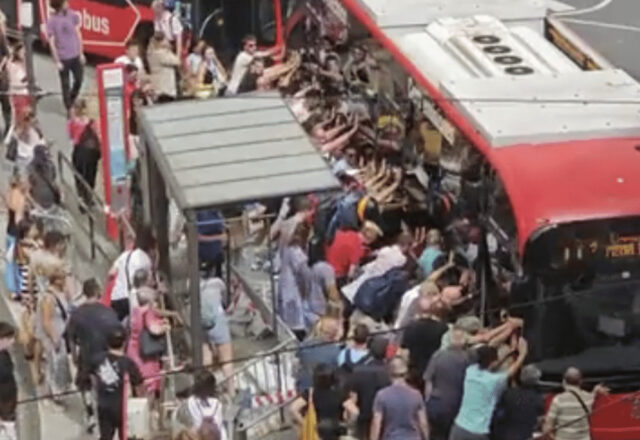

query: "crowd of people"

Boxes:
[210, 29, 612, 440]
[0, 0, 617, 439]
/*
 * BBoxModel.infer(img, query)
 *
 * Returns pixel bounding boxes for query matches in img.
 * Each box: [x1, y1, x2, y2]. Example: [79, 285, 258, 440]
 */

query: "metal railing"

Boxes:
[220, 338, 299, 440]
[57, 151, 136, 259]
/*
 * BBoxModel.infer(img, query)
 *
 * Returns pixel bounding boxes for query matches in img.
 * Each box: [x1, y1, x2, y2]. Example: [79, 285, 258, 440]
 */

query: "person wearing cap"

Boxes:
[370, 356, 429, 440]
[491, 365, 544, 440]
[325, 220, 382, 285]
[424, 326, 472, 440]
[344, 335, 391, 439]
[440, 315, 522, 351]
[449, 337, 529, 440]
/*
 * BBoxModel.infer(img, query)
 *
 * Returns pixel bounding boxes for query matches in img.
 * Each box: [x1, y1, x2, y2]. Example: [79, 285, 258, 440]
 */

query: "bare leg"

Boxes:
[216, 343, 234, 396]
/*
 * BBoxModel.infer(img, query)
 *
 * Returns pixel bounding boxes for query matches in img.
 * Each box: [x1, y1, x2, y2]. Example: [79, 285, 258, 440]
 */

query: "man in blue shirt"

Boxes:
[450, 338, 528, 440]
[196, 210, 226, 278]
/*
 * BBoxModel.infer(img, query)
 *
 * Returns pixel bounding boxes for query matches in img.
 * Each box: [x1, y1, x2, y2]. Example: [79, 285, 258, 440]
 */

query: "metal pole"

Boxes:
[264, 216, 284, 423]
[265, 216, 278, 339]
[225, 224, 231, 306]
[22, 28, 37, 113]
[192, 0, 201, 39]
[186, 210, 203, 367]
[89, 214, 96, 260]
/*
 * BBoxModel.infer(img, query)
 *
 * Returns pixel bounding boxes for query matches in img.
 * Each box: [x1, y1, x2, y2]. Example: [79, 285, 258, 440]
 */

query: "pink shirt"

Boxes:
[67, 117, 100, 146]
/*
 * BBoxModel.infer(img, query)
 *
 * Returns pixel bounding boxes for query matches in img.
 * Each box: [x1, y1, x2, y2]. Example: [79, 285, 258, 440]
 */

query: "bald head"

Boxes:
[564, 367, 582, 387]
[449, 326, 467, 348]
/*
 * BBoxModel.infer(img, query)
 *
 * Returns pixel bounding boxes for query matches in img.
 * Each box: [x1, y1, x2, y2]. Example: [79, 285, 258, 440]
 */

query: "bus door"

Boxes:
[196, 0, 291, 65]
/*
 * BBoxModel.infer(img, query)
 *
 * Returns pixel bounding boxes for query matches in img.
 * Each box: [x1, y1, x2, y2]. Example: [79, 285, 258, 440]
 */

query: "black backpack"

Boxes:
[336, 348, 372, 393]
[78, 121, 101, 156]
[353, 268, 409, 322]
[308, 194, 338, 265]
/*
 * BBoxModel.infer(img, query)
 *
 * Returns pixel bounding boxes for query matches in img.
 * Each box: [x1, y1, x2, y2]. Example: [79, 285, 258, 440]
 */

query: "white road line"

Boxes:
[552, 0, 613, 17]
[561, 17, 640, 33]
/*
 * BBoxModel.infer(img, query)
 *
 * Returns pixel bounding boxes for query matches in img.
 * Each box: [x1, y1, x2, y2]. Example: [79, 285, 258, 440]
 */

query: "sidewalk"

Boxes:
[0, 51, 102, 439]
[0, 203, 92, 440]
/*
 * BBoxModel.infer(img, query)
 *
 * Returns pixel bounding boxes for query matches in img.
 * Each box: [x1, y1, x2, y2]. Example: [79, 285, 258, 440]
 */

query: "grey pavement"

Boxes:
[0, 50, 100, 440]
[560, 0, 640, 79]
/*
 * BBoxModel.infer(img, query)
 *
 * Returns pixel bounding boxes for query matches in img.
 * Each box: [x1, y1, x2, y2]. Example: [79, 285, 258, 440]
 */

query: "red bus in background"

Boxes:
[40, 0, 156, 59]
[0, 0, 294, 60]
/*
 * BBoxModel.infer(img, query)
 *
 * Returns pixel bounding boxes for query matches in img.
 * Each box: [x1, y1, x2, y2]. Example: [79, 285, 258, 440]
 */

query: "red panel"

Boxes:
[492, 138, 640, 253]
[56, 0, 153, 58]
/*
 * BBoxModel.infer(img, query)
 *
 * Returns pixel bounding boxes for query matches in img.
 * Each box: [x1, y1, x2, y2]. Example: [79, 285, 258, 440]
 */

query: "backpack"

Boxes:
[77, 121, 101, 154]
[336, 348, 372, 395]
[353, 268, 409, 322]
[195, 399, 222, 440]
[308, 195, 338, 264]
[326, 190, 363, 245]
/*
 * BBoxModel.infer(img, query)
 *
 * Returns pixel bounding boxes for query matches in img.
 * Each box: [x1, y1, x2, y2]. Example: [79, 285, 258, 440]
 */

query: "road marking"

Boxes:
[552, 0, 613, 17]
[561, 17, 640, 33]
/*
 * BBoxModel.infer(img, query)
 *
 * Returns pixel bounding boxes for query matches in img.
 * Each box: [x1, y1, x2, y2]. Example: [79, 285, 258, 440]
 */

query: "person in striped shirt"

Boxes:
[543, 367, 609, 440]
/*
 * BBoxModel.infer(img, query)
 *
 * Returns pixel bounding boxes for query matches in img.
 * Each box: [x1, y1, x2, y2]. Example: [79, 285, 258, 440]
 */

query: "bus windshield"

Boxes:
[520, 217, 640, 385]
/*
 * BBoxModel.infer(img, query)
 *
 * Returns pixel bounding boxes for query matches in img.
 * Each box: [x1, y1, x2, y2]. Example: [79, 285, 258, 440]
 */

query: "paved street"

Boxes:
[560, 0, 640, 78]
[0, 50, 98, 440]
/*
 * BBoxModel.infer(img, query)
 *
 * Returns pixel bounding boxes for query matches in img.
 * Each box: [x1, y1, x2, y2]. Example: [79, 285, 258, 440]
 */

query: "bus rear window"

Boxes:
[525, 216, 640, 279]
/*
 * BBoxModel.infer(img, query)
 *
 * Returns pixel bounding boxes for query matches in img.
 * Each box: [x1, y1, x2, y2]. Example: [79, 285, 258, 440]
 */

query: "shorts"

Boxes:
[449, 424, 489, 440]
[204, 317, 231, 345]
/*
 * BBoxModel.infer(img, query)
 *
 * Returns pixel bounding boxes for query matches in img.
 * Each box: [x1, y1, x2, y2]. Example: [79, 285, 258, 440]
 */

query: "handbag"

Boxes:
[4, 135, 17, 161]
[139, 310, 166, 360]
[299, 388, 320, 440]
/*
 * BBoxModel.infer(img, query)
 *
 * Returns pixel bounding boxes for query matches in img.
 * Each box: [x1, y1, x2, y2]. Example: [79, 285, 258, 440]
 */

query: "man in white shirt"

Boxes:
[114, 40, 145, 74]
[109, 248, 152, 321]
[108, 228, 156, 321]
[227, 35, 279, 95]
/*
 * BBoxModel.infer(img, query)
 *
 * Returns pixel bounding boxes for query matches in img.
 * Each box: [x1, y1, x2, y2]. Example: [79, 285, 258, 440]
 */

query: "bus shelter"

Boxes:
[137, 92, 340, 366]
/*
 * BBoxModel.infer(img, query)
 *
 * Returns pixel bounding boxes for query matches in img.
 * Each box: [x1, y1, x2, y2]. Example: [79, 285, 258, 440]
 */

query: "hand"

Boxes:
[594, 384, 610, 396]
[517, 337, 528, 355]
[508, 317, 524, 329]
[80, 54, 86, 65]
[56, 61, 64, 71]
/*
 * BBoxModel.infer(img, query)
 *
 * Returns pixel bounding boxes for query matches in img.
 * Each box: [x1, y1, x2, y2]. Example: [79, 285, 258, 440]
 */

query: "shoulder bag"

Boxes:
[567, 389, 593, 440]
[139, 309, 166, 360]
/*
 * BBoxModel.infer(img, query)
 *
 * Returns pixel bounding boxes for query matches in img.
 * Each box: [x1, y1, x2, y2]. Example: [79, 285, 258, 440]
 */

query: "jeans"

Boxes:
[59, 57, 84, 110]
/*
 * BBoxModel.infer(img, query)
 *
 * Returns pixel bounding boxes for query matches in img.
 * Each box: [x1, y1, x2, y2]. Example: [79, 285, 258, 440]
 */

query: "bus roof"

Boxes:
[342, 0, 640, 253]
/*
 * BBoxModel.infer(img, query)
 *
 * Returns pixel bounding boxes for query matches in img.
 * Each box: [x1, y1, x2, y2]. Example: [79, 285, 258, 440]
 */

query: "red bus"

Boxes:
[0, 0, 294, 60]
[290, 0, 640, 438]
